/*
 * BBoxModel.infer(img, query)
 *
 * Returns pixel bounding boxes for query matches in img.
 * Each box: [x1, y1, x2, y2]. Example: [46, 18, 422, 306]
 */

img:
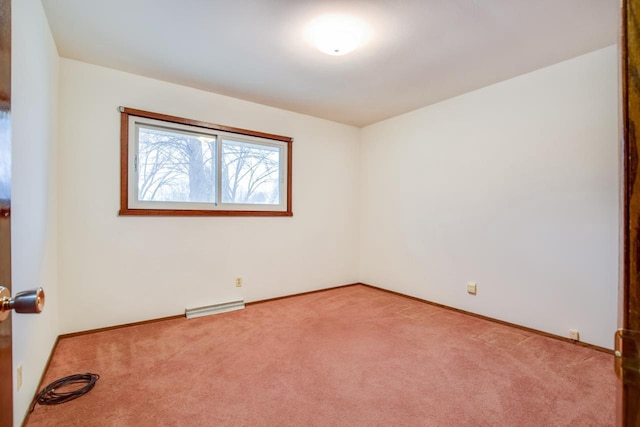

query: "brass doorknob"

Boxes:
[0, 286, 45, 322]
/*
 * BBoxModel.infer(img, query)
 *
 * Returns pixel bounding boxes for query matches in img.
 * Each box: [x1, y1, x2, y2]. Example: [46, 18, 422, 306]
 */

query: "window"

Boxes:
[119, 107, 292, 216]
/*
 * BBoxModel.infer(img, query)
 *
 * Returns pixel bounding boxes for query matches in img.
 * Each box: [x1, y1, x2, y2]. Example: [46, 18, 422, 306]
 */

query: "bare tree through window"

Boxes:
[137, 127, 281, 206]
[137, 126, 215, 203]
[222, 139, 280, 204]
[120, 107, 292, 216]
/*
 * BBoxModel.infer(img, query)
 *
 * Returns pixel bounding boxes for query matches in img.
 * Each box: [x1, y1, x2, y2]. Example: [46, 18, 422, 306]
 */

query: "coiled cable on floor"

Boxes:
[30, 373, 100, 413]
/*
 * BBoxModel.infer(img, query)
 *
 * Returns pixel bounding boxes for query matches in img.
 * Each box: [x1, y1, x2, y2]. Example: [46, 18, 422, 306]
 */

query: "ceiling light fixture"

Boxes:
[307, 13, 370, 56]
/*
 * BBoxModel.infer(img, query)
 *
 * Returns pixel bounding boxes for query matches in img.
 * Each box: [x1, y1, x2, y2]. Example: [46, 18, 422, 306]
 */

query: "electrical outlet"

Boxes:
[467, 282, 477, 295]
[17, 364, 22, 391]
[235, 277, 242, 287]
[569, 329, 580, 341]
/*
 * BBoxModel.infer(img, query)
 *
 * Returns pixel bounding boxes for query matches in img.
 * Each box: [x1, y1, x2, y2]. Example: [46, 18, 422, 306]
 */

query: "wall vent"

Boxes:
[185, 299, 245, 319]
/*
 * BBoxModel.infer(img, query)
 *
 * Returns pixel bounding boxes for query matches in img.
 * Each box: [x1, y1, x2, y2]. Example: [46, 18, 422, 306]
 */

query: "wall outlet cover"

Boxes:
[17, 364, 22, 391]
[467, 282, 477, 295]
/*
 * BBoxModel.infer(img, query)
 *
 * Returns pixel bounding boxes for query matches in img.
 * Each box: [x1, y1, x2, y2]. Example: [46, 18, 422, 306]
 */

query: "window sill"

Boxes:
[118, 208, 293, 217]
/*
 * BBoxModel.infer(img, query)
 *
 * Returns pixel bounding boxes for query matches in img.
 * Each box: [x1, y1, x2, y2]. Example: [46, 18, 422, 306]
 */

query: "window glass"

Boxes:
[221, 138, 280, 205]
[138, 125, 216, 203]
[119, 107, 293, 216]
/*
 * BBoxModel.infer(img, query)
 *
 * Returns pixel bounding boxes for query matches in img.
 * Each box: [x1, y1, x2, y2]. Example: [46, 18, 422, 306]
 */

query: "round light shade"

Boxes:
[308, 14, 370, 56]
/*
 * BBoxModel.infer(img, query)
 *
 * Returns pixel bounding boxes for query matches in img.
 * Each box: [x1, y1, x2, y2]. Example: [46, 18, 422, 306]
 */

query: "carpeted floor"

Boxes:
[25, 285, 615, 426]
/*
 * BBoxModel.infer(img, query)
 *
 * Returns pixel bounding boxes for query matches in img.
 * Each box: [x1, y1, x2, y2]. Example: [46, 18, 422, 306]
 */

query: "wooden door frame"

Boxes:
[619, 0, 640, 425]
[0, 0, 10, 425]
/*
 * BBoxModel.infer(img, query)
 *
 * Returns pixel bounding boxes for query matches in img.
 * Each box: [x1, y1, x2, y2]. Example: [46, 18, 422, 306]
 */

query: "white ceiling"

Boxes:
[40, 0, 618, 127]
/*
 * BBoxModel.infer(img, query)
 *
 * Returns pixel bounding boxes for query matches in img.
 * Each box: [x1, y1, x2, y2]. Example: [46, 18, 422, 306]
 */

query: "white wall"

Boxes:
[359, 46, 618, 349]
[11, 0, 60, 424]
[57, 59, 361, 333]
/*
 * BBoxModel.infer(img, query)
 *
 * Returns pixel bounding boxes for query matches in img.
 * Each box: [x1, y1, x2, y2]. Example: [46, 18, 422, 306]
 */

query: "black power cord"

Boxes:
[30, 373, 100, 413]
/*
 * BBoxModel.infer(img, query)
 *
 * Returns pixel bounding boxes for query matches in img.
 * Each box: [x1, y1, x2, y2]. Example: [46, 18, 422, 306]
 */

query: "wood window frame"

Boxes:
[119, 107, 293, 217]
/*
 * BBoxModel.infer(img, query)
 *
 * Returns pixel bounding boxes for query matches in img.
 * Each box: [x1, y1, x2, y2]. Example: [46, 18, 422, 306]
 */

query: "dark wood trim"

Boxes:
[59, 314, 184, 339]
[619, 0, 640, 424]
[118, 208, 293, 217]
[358, 283, 613, 355]
[249, 282, 611, 353]
[55, 283, 613, 355]
[0, 0, 10, 424]
[119, 110, 129, 215]
[58, 285, 359, 338]
[120, 107, 292, 143]
[21, 335, 60, 427]
[245, 283, 362, 306]
[622, 0, 632, 339]
[59, 285, 360, 339]
[619, 1, 629, 424]
[287, 140, 292, 215]
[56, 286, 362, 339]
[119, 107, 293, 217]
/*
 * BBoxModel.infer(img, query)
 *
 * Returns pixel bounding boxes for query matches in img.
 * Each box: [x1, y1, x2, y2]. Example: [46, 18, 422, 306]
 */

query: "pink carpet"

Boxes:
[25, 285, 615, 426]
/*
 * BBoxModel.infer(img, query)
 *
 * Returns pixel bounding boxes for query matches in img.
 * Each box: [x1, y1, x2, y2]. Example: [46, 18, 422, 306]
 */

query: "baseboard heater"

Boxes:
[185, 299, 245, 319]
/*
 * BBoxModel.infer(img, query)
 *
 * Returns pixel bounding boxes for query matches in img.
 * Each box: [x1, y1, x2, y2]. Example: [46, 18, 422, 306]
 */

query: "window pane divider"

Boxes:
[118, 107, 293, 217]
